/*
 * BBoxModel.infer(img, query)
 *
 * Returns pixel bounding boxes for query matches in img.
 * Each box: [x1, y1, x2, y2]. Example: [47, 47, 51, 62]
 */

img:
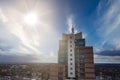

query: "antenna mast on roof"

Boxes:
[72, 25, 74, 34]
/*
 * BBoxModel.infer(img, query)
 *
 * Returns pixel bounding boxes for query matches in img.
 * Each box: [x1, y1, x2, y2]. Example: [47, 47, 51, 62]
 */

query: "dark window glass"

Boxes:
[70, 72, 73, 75]
[80, 50, 84, 53]
[70, 54, 72, 56]
[80, 68, 85, 72]
[80, 73, 85, 77]
[70, 67, 73, 70]
[80, 59, 84, 62]
[80, 64, 84, 67]
[79, 41, 84, 45]
[70, 36, 72, 39]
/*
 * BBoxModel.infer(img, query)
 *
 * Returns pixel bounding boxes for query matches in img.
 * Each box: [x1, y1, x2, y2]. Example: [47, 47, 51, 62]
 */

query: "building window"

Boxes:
[70, 36, 72, 39]
[80, 64, 84, 67]
[80, 73, 85, 77]
[70, 49, 72, 52]
[70, 63, 72, 65]
[70, 45, 72, 47]
[70, 58, 72, 61]
[80, 54, 84, 58]
[70, 67, 73, 70]
[70, 54, 72, 56]
[80, 68, 85, 72]
[70, 41, 72, 43]
[70, 72, 73, 75]
[79, 41, 84, 45]
[80, 50, 84, 53]
[80, 59, 84, 62]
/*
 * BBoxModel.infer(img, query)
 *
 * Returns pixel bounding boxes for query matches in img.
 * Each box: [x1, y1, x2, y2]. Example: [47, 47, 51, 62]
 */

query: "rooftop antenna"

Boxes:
[72, 25, 74, 34]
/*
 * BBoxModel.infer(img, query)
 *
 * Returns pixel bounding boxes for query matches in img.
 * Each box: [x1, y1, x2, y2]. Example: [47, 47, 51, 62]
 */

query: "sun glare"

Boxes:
[24, 12, 38, 26]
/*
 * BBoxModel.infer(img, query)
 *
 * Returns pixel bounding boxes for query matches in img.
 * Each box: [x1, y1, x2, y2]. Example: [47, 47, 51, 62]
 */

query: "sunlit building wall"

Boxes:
[49, 64, 66, 80]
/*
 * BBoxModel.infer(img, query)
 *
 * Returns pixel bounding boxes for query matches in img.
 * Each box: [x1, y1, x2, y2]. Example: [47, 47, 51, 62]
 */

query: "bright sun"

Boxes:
[24, 12, 38, 26]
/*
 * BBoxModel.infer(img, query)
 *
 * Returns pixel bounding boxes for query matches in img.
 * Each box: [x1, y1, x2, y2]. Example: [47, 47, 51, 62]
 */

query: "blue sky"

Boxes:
[0, 0, 120, 63]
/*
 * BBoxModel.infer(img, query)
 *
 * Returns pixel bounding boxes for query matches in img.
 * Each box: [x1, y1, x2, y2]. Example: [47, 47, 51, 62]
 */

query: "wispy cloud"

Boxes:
[96, 0, 120, 50]
[0, 8, 7, 22]
[94, 0, 120, 63]
[0, 0, 58, 63]
[67, 15, 73, 33]
[67, 15, 78, 33]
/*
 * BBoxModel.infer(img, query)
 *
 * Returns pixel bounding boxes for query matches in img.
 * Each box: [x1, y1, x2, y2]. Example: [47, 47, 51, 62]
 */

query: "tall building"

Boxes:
[49, 28, 95, 80]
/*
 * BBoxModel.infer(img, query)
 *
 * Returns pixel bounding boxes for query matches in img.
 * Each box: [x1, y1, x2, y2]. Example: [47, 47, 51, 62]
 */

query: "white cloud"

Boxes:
[67, 15, 73, 33]
[113, 39, 120, 50]
[94, 54, 120, 63]
[0, 8, 7, 22]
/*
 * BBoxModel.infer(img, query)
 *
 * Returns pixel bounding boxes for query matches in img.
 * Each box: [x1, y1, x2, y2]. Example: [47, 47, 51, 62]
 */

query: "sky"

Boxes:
[0, 0, 120, 63]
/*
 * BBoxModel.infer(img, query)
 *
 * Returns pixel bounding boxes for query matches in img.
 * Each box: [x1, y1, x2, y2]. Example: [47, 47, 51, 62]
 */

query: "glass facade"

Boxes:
[58, 40, 68, 65]
[75, 39, 85, 47]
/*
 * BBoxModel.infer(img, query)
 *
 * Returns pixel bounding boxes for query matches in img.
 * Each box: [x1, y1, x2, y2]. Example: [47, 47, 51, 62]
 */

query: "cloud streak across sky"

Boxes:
[94, 0, 120, 63]
[0, 0, 120, 63]
[0, 0, 58, 63]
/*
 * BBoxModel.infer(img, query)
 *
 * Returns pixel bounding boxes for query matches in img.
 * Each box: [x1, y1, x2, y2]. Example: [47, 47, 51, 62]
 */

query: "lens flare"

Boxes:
[24, 12, 38, 26]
